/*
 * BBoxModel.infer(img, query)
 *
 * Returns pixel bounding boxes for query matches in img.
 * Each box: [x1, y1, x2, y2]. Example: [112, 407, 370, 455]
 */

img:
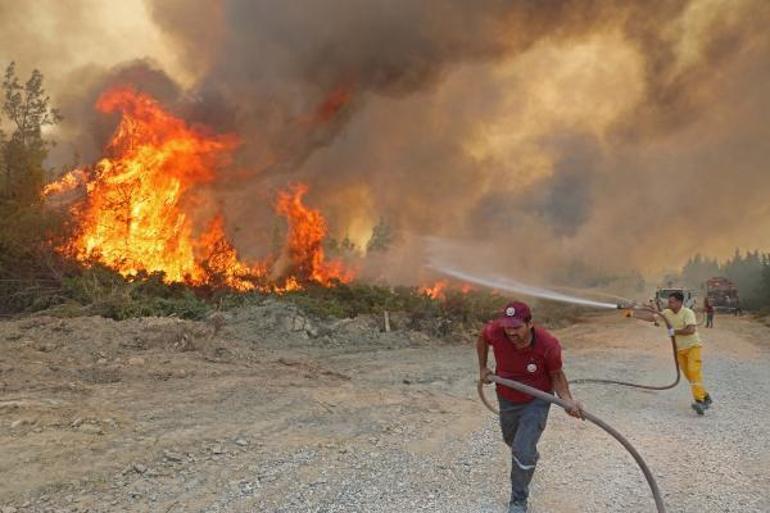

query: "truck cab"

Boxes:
[704, 277, 740, 313]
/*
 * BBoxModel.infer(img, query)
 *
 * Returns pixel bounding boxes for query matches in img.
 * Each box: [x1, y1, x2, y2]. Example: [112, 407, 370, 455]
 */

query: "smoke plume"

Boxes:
[3, 0, 770, 285]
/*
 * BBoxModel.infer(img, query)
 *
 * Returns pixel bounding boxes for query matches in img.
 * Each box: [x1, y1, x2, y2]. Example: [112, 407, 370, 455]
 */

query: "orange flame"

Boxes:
[299, 84, 355, 127]
[422, 280, 448, 300]
[45, 86, 352, 291]
[275, 183, 353, 286]
[314, 85, 353, 123]
[420, 280, 475, 299]
[196, 215, 268, 291]
[54, 86, 246, 285]
[460, 283, 475, 294]
[42, 168, 89, 197]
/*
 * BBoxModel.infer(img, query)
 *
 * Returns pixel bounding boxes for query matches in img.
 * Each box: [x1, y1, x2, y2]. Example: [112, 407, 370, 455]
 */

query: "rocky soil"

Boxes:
[1, 301, 768, 512]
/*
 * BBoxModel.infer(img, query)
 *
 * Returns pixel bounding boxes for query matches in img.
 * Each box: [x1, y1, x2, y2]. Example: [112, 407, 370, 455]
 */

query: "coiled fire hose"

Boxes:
[477, 307, 675, 513]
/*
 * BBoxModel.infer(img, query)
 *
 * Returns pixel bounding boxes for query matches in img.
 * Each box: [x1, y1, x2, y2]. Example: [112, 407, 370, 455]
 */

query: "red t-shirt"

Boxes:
[482, 322, 563, 403]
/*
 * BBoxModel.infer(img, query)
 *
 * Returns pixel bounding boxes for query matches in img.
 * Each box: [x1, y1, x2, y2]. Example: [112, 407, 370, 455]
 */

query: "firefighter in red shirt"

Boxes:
[477, 301, 584, 513]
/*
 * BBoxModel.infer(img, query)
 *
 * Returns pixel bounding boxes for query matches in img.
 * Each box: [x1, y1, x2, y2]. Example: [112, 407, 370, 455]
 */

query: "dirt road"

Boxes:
[1, 302, 769, 512]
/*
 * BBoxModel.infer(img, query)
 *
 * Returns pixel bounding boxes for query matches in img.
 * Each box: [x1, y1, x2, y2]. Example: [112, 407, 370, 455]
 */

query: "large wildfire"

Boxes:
[10, 0, 770, 287]
[45, 87, 353, 291]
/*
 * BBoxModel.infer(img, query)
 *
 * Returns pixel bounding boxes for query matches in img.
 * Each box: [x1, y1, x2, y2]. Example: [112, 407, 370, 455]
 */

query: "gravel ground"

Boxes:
[2, 309, 769, 513]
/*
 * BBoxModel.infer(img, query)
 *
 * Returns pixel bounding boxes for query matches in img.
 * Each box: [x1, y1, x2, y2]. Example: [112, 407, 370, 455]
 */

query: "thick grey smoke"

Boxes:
[141, 0, 770, 278]
[3, 0, 770, 285]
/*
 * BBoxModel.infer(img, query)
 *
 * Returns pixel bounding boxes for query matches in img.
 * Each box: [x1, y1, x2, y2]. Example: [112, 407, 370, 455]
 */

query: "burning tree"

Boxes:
[44, 87, 353, 292]
[275, 183, 353, 287]
[48, 86, 245, 287]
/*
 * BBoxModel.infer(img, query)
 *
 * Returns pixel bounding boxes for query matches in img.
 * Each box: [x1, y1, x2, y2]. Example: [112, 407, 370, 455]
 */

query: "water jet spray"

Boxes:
[428, 263, 621, 310]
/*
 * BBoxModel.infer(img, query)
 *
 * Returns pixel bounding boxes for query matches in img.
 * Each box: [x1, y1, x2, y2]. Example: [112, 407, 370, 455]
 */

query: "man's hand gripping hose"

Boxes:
[477, 376, 667, 513]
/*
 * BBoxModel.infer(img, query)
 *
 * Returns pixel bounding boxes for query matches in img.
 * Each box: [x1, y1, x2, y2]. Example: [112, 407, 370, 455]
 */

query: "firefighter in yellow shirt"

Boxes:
[662, 291, 713, 415]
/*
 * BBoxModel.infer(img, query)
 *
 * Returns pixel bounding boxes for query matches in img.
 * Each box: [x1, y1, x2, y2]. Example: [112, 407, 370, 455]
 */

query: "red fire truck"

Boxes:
[705, 277, 740, 313]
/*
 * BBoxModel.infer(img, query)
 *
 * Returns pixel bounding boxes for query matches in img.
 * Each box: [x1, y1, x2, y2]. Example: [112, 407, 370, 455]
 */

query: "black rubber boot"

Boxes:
[692, 401, 706, 415]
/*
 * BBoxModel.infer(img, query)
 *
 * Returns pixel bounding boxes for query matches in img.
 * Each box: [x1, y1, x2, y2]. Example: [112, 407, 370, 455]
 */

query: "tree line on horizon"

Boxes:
[676, 250, 770, 311]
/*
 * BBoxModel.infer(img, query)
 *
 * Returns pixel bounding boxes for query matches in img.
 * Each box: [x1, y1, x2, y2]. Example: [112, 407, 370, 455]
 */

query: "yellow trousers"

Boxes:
[677, 346, 708, 401]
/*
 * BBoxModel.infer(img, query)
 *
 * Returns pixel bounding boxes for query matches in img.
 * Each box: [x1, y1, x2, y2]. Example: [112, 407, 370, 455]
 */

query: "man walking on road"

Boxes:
[477, 301, 584, 513]
[662, 291, 713, 415]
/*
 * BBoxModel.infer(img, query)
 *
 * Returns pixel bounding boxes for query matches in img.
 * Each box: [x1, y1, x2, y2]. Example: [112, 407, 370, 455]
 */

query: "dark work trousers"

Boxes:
[497, 393, 551, 504]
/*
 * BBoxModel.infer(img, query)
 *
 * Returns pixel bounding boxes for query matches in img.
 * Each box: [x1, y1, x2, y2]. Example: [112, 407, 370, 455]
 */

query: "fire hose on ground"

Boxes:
[476, 307, 677, 513]
[570, 307, 680, 390]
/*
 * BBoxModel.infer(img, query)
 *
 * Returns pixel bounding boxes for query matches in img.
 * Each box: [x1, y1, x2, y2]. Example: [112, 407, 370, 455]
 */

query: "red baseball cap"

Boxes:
[497, 301, 532, 328]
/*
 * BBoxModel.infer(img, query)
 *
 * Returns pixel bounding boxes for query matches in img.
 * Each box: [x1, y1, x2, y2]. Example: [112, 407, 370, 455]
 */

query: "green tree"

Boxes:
[722, 249, 765, 307]
[1, 61, 61, 204]
[0, 63, 67, 313]
[680, 249, 770, 311]
[366, 217, 395, 253]
[324, 235, 357, 257]
[340, 235, 356, 253]
[681, 253, 720, 289]
[759, 255, 770, 311]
